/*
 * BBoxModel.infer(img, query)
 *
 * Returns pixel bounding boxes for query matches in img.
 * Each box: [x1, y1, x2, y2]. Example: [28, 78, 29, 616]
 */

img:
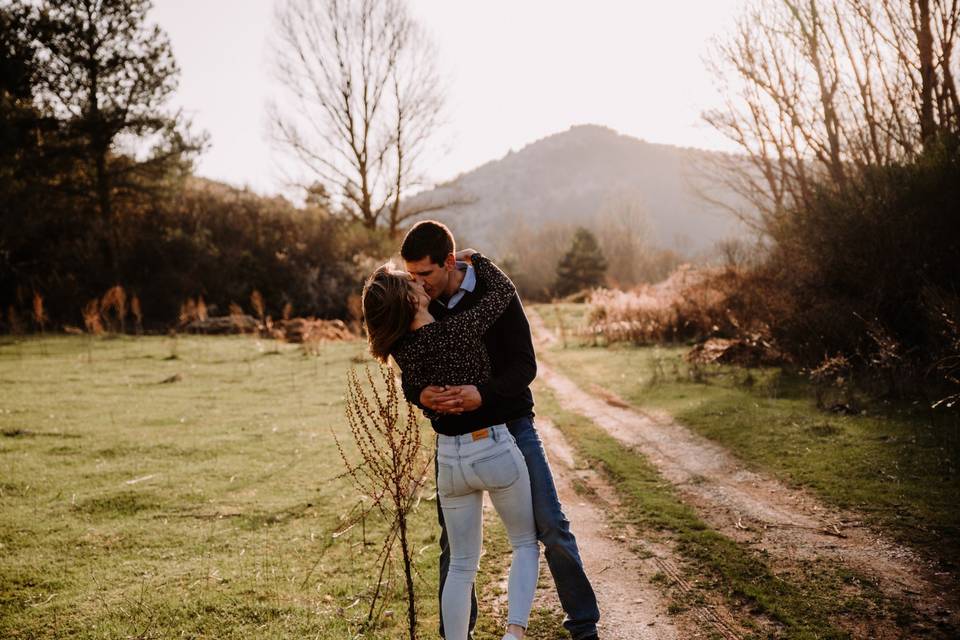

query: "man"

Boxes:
[399, 220, 600, 640]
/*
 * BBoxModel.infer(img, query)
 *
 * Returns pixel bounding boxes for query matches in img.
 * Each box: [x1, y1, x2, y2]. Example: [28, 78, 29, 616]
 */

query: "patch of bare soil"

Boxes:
[528, 309, 960, 635]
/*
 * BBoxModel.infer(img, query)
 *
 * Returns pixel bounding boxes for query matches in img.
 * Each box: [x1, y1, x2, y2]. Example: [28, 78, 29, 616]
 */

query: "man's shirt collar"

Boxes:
[446, 261, 476, 309]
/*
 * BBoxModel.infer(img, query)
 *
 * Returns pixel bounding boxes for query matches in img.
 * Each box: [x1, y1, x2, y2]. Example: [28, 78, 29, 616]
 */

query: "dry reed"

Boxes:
[82, 300, 104, 335]
[178, 298, 197, 327]
[100, 285, 127, 333]
[32, 292, 46, 333]
[334, 365, 431, 639]
[130, 295, 143, 334]
[228, 303, 246, 333]
[587, 266, 744, 346]
[250, 290, 265, 325]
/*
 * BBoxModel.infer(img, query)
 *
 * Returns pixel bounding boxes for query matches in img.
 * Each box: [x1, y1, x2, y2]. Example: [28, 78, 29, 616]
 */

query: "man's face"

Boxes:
[404, 255, 453, 301]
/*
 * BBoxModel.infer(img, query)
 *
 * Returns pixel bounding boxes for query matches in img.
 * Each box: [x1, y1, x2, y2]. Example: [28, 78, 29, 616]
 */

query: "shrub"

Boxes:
[690, 135, 960, 403]
[587, 265, 739, 345]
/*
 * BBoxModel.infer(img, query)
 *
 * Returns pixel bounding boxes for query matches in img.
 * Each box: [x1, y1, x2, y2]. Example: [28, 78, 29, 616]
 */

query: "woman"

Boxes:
[361, 250, 538, 640]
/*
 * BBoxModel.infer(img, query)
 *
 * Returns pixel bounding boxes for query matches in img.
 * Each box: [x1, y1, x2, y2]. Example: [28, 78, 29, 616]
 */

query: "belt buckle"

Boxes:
[471, 428, 489, 442]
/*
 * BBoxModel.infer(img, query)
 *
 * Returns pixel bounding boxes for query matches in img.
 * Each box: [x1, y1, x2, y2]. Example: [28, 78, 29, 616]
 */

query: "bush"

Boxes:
[1, 178, 392, 331]
[727, 135, 960, 400]
[586, 265, 733, 345]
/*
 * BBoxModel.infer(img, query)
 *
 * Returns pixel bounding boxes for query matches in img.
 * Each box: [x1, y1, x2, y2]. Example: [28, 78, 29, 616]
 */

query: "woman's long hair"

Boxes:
[361, 265, 416, 362]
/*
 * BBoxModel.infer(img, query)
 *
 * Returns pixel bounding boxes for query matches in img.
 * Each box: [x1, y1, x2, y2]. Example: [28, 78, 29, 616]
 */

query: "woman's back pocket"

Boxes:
[470, 448, 520, 490]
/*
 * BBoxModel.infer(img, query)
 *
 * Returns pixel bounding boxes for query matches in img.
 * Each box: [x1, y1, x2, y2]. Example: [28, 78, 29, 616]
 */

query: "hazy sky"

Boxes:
[152, 0, 747, 195]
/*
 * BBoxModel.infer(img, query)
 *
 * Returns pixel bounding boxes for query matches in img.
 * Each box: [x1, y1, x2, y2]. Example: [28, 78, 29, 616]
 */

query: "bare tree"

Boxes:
[271, 0, 450, 236]
[703, 0, 960, 234]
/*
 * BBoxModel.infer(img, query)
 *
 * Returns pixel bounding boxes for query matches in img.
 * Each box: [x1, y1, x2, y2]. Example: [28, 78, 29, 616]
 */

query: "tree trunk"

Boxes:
[94, 146, 120, 281]
[918, 0, 937, 144]
[84, 11, 119, 282]
[90, 90, 119, 280]
[806, 1, 845, 185]
[390, 129, 404, 238]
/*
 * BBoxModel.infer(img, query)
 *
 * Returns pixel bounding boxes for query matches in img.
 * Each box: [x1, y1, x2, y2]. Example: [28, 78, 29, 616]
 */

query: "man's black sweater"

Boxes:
[401, 271, 537, 432]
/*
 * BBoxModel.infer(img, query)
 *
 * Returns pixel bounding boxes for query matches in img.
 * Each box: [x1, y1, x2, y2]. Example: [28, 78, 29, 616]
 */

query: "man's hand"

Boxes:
[419, 385, 483, 414]
[454, 248, 477, 263]
[453, 385, 482, 411]
[420, 386, 462, 414]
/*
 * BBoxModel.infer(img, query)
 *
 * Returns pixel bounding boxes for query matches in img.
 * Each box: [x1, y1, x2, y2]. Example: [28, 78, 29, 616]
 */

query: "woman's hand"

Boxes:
[455, 248, 478, 263]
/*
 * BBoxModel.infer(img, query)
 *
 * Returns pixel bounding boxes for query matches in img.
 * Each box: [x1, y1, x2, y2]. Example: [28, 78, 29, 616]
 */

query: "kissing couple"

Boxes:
[361, 220, 600, 640]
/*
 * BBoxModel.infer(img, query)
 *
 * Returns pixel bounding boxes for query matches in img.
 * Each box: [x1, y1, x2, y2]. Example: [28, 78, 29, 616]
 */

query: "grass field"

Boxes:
[0, 334, 548, 639]
[531, 303, 960, 568]
[4, 315, 958, 638]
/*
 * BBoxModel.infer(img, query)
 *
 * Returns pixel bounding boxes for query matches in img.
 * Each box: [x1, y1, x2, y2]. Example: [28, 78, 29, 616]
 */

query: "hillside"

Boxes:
[406, 124, 751, 257]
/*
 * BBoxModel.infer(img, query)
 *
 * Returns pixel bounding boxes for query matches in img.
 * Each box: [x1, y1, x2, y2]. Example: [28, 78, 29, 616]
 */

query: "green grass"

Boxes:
[539, 337, 960, 568]
[533, 303, 592, 342]
[536, 384, 914, 639]
[0, 334, 532, 639]
[0, 334, 566, 639]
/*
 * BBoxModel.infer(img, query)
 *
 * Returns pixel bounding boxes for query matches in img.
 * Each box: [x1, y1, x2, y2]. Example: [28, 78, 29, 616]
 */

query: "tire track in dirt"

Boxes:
[531, 416, 746, 640]
[528, 309, 960, 633]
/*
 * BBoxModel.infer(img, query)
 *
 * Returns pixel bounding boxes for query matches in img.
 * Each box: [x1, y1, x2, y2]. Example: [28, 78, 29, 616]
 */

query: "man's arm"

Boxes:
[420, 295, 536, 415]
[401, 375, 427, 409]
[402, 371, 470, 414]
[475, 295, 537, 407]
[398, 291, 476, 414]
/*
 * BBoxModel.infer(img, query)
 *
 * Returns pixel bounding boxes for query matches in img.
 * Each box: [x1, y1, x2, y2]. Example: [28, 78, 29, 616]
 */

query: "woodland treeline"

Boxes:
[698, 0, 960, 399]
[0, 0, 411, 330]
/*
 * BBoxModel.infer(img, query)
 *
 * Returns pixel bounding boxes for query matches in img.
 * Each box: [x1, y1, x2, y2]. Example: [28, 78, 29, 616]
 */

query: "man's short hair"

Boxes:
[400, 220, 455, 266]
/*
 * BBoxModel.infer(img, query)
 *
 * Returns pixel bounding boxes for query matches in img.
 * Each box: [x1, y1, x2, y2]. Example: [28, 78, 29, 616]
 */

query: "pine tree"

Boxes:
[29, 0, 204, 278]
[554, 227, 607, 296]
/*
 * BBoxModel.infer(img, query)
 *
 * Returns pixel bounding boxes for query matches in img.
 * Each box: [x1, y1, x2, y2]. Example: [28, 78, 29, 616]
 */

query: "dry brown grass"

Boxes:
[250, 290, 265, 325]
[130, 295, 143, 334]
[32, 292, 46, 333]
[227, 302, 254, 336]
[100, 285, 127, 333]
[807, 354, 856, 411]
[296, 320, 356, 356]
[585, 265, 792, 371]
[178, 298, 197, 327]
[177, 296, 209, 329]
[82, 299, 104, 335]
[587, 265, 730, 345]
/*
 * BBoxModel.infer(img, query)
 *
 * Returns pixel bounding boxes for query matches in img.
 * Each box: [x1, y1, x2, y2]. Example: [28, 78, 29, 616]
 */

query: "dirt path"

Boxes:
[530, 417, 747, 639]
[527, 309, 960, 633]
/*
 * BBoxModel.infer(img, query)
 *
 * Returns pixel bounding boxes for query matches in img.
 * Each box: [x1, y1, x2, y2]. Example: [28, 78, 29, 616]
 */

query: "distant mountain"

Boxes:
[405, 124, 751, 257]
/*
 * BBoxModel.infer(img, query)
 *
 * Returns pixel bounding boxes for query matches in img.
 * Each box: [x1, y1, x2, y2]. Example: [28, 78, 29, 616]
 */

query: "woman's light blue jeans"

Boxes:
[436, 424, 540, 639]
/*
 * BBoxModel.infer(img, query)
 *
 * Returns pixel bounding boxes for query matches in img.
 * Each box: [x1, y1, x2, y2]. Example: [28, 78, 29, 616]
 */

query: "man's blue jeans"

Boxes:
[437, 415, 600, 639]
